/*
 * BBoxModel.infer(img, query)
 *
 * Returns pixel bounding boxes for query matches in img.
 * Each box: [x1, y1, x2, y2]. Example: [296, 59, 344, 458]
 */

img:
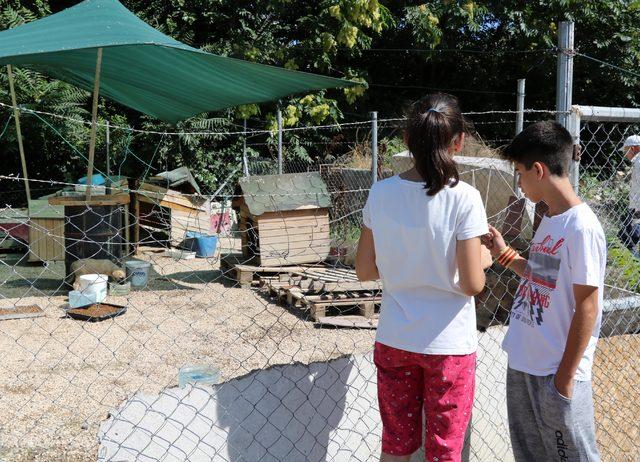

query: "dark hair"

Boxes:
[405, 93, 466, 196]
[502, 121, 573, 176]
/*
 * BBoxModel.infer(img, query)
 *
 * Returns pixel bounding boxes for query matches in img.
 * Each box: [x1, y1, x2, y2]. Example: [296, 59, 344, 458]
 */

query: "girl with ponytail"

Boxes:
[356, 93, 491, 461]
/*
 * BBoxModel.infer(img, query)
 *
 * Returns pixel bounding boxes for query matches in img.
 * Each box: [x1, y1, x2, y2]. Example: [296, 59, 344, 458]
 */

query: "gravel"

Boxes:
[0, 245, 375, 461]
[0, 243, 637, 461]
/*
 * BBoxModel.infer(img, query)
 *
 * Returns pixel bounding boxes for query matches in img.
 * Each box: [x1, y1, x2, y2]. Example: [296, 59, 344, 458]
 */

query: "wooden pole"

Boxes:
[85, 47, 103, 200]
[7, 65, 31, 202]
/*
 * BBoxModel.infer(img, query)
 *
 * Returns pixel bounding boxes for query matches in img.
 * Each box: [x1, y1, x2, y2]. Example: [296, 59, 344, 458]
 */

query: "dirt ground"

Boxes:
[0, 244, 376, 461]
[592, 334, 640, 461]
[0, 244, 638, 461]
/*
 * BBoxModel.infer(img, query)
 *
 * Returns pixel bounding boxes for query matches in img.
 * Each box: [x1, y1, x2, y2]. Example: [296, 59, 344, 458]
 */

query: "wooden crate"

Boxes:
[28, 197, 65, 262]
[238, 205, 331, 266]
[220, 252, 311, 288]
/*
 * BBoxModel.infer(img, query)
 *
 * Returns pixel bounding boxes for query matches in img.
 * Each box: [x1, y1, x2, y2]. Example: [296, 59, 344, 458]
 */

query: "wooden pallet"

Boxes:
[220, 253, 316, 288]
[262, 269, 382, 328]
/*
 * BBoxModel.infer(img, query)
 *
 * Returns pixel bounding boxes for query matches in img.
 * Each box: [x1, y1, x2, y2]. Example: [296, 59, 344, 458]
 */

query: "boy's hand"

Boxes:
[554, 372, 574, 399]
[482, 225, 507, 258]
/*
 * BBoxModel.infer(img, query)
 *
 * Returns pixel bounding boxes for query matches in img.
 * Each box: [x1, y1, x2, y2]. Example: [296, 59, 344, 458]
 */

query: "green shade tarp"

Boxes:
[0, 0, 358, 123]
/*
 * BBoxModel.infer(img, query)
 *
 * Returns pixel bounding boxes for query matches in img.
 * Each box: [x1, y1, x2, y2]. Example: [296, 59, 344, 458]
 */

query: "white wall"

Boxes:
[98, 326, 512, 462]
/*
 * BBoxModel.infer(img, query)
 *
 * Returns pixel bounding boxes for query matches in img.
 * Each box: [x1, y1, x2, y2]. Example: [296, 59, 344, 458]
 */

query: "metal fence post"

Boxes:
[242, 118, 249, 177]
[568, 108, 581, 192]
[556, 21, 574, 129]
[514, 79, 525, 194]
[277, 108, 283, 174]
[371, 111, 378, 184]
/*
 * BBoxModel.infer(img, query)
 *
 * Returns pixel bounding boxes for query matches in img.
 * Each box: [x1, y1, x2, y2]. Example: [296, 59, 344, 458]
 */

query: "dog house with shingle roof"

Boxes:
[233, 172, 331, 266]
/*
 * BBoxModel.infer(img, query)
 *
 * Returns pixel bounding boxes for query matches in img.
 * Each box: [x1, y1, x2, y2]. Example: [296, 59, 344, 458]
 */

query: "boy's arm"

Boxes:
[483, 225, 528, 277]
[554, 284, 600, 399]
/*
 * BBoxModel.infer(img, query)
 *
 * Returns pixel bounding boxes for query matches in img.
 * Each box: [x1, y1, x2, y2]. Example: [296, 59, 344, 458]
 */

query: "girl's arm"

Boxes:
[355, 226, 379, 281]
[456, 237, 488, 296]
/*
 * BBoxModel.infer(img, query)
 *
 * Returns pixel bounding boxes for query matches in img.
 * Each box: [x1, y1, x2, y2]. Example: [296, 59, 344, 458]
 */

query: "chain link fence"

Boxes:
[0, 108, 637, 462]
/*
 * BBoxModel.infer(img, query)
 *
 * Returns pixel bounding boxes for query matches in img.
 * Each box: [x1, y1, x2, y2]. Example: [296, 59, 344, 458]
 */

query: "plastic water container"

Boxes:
[78, 274, 107, 302]
[124, 260, 151, 288]
[68, 290, 99, 308]
[108, 281, 131, 296]
[183, 232, 218, 258]
[178, 365, 221, 388]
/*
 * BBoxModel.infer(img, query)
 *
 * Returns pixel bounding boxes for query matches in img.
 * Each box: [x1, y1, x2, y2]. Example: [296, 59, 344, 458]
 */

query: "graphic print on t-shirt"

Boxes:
[511, 235, 564, 327]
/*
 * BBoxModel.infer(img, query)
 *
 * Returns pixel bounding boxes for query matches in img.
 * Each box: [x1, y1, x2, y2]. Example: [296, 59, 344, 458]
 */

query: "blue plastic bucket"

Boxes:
[184, 232, 218, 258]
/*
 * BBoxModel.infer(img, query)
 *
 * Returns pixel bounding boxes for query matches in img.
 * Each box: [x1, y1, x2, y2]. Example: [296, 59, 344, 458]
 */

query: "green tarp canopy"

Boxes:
[0, 0, 358, 123]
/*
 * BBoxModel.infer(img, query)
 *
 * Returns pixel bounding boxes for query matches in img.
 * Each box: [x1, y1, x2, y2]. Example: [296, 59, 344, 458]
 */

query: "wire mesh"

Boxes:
[0, 109, 637, 462]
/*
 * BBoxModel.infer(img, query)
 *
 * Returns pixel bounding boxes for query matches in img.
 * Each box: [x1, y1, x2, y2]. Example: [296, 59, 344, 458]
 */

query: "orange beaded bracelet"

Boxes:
[497, 246, 518, 267]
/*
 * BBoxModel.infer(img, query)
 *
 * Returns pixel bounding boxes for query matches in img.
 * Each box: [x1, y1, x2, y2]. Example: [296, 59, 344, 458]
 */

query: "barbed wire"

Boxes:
[0, 101, 562, 137]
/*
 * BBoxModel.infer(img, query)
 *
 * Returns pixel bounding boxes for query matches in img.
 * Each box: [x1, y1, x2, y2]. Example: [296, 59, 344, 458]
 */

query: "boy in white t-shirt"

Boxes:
[484, 121, 605, 461]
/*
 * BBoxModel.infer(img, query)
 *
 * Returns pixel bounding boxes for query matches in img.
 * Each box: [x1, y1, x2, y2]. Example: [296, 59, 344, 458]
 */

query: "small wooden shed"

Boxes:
[133, 182, 213, 248]
[234, 172, 331, 266]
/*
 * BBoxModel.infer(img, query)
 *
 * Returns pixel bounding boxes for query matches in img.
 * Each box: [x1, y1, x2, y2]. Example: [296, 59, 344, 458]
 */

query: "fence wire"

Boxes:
[0, 110, 637, 462]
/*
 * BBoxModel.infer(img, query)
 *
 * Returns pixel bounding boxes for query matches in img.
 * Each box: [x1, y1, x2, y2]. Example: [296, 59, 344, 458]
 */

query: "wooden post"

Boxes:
[7, 65, 31, 202]
[133, 192, 140, 255]
[85, 48, 103, 200]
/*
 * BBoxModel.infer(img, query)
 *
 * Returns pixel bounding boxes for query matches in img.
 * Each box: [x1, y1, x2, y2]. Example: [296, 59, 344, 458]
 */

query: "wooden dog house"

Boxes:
[234, 172, 331, 266]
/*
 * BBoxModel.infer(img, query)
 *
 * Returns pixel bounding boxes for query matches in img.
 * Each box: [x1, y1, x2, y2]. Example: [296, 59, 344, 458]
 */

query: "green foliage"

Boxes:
[2, 0, 640, 205]
[607, 236, 640, 293]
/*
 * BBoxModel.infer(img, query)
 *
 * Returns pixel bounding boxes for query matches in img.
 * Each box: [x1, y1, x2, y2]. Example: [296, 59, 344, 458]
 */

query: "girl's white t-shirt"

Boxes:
[362, 175, 488, 355]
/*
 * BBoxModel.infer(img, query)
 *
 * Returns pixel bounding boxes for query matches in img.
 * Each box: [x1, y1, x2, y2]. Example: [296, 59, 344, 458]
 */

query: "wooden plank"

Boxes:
[358, 301, 376, 318]
[256, 216, 329, 231]
[254, 228, 330, 243]
[259, 209, 326, 221]
[259, 246, 331, 266]
[316, 315, 378, 329]
[28, 199, 64, 219]
[133, 193, 140, 254]
[306, 280, 381, 293]
[310, 303, 326, 320]
[138, 183, 208, 211]
[260, 239, 332, 253]
[258, 231, 330, 245]
[28, 218, 65, 262]
[257, 211, 329, 225]
[302, 296, 381, 307]
[124, 203, 130, 254]
[258, 251, 330, 266]
[48, 193, 130, 206]
[137, 194, 202, 214]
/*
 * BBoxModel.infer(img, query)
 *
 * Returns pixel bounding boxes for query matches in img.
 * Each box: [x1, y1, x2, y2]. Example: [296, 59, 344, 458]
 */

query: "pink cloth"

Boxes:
[374, 342, 476, 461]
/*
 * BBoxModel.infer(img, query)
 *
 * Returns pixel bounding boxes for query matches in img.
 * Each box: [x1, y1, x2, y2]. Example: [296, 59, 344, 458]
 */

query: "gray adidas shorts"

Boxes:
[506, 367, 600, 461]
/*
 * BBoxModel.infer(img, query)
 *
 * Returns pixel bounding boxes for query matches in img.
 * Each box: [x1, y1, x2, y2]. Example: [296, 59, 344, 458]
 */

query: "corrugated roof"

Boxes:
[239, 172, 330, 216]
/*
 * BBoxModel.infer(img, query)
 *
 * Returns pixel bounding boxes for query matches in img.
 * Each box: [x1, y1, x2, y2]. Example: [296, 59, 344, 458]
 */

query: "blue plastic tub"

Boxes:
[78, 173, 105, 185]
[183, 232, 218, 258]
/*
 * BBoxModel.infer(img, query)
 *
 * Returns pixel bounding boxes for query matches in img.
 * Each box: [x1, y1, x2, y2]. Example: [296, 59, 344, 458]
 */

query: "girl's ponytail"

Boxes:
[405, 93, 466, 196]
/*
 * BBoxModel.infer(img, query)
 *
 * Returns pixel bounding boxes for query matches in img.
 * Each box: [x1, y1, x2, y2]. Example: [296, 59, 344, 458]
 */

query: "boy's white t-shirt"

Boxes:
[502, 203, 606, 380]
[362, 175, 488, 355]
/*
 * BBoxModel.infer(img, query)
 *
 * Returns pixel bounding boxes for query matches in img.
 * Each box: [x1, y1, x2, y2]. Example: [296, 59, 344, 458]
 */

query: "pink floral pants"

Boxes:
[374, 342, 476, 461]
